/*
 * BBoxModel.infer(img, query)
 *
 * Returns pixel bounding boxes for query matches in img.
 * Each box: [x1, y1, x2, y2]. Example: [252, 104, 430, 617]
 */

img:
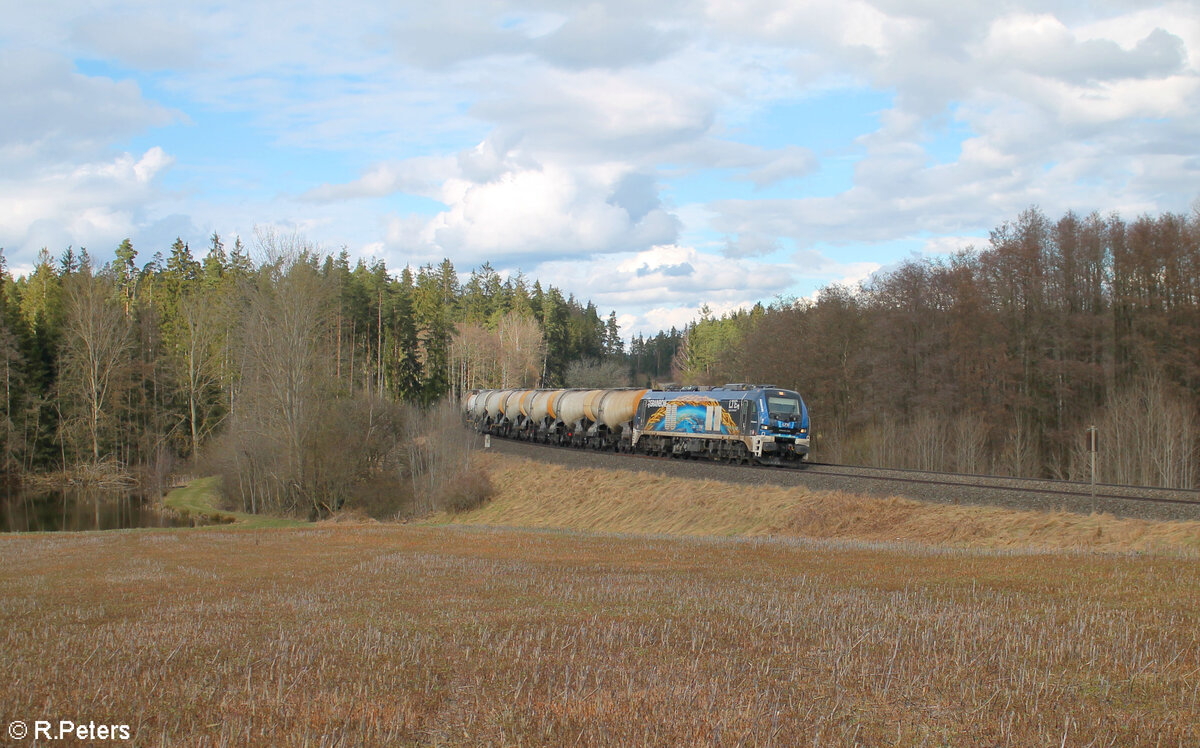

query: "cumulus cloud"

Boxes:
[723, 232, 779, 259]
[533, 5, 687, 70]
[0, 148, 175, 266]
[740, 145, 819, 186]
[0, 49, 179, 169]
[302, 156, 455, 203]
[701, 2, 1200, 258]
[524, 243, 797, 334]
[410, 157, 679, 266]
[984, 16, 1186, 84]
[391, 2, 688, 71]
[1, 0, 1196, 332]
[560, 241, 870, 334]
[392, 12, 526, 70]
[474, 67, 716, 159]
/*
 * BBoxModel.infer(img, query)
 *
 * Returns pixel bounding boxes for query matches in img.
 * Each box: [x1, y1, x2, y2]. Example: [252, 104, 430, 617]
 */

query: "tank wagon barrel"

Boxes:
[554, 390, 592, 432]
[463, 391, 479, 415]
[529, 389, 562, 423]
[484, 389, 512, 420]
[502, 390, 528, 420]
[581, 390, 606, 424]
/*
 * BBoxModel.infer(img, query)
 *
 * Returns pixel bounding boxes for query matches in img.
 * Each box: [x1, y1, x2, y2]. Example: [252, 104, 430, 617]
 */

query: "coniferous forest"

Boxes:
[0, 230, 676, 516]
[1, 206, 1197, 515]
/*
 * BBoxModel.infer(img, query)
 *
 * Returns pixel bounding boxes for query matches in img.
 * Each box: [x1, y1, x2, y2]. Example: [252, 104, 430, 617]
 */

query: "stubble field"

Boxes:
[2, 523, 1198, 746]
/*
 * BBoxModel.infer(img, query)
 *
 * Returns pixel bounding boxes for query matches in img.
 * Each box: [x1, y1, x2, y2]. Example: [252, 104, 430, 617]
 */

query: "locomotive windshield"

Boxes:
[767, 395, 802, 420]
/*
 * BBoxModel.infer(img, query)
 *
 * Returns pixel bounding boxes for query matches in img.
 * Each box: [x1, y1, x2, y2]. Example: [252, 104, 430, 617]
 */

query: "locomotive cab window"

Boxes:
[767, 396, 802, 420]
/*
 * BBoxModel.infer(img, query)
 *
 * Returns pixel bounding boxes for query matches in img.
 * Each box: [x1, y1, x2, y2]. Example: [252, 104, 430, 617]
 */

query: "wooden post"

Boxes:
[1088, 425, 1098, 511]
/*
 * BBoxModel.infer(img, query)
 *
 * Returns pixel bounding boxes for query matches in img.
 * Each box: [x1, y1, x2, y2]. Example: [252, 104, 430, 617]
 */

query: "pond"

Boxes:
[0, 485, 193, 532]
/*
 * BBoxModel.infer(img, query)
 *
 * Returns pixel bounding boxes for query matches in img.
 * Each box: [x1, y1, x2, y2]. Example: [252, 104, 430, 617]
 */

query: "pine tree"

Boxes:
[393, 267, 423, 401]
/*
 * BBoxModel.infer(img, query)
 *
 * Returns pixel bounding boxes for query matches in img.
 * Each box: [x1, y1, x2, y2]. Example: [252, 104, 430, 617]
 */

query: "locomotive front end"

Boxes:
[754, 388, 810, 463]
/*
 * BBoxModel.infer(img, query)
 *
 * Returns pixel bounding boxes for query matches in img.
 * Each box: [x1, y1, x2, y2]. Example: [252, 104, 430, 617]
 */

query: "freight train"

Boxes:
[463, 385, 810, 466]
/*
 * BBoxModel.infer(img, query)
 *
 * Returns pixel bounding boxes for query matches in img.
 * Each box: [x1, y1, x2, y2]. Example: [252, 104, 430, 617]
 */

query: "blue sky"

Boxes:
[2, 1, 1198, 336]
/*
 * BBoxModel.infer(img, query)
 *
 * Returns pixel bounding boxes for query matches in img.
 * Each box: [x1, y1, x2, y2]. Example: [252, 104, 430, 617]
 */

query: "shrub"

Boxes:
[436, 469, 493, 513]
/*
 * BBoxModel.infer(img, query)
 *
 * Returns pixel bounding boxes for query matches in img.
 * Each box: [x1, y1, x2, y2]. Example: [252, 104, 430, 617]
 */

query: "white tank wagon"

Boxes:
[518, 389, 563, 441]
[528, 389, 562, 424]
[596, 388, 650, 434]
[517, 389, 539, 419]
[569, 389, 650, 451]
[581, 390, 607, 425]
[463, 390, 480, 415]
[463, 388, 555, 439]
[485, 389, 515, 425]
[553, 389, 604, 444]
[470, 390, 494, 421]
[509, 389, 541, 435]
[502, 389, 527, 419]
[469, 388, 655, 450]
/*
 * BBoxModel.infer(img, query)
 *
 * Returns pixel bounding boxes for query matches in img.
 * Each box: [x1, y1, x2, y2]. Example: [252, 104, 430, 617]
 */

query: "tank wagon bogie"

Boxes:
[465, 384, 810, 466]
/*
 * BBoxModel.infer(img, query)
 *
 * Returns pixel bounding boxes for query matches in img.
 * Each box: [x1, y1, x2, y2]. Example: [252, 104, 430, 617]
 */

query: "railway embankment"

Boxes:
[437, 449, 1200, 556]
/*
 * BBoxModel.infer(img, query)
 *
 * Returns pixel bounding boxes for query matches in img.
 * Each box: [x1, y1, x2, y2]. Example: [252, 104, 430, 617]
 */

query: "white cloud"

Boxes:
[984, 15, 1186, 84]
[533, 4, 687, 70]
[302, 156, 455, 202]
[411, 158, 679, 266]
[0, 48, 179, 169]
[70, 10, 202, 70]
[0, 148, 175, 265]
[525, 243, 802, 334]
[918, 235, 986, 255]
[1, 0, 1197, 333]
[474, 67, 716, 159]
[703, 0, 903, 56]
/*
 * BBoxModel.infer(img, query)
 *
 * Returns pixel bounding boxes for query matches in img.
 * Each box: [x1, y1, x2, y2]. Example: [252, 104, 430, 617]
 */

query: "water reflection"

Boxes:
[0, 485, 192, 532]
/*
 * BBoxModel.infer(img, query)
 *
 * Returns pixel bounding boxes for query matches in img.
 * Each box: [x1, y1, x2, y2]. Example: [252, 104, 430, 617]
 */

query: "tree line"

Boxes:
[0, 230, 648, 515]
[672, 207, 1200, 488]
[14, 204, 1184, 500]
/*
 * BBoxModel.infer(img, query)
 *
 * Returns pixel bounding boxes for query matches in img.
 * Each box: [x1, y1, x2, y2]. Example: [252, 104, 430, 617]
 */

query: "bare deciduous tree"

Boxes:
[450, 311, 545, 391]
[61, 274, 132, 464]
[171, 291, 229, 463]
[237, 252, 333, 512]
[497, 310, 544, 388]
[565, 357, 630, 388]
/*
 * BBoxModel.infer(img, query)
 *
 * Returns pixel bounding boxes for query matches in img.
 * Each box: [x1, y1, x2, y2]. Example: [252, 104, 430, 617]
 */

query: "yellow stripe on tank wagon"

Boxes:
[582, 389, 606, 423]
[502, 390, 525, 418]
[596, 388, 649, 429]
[518, 389, 536, 417]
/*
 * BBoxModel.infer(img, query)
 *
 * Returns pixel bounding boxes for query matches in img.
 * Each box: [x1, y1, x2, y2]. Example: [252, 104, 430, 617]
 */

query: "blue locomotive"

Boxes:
[632, 384, 809, 465]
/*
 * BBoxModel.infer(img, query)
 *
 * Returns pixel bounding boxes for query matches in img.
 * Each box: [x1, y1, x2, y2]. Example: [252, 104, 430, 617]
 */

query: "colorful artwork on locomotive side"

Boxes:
[643, 398, 739, 435]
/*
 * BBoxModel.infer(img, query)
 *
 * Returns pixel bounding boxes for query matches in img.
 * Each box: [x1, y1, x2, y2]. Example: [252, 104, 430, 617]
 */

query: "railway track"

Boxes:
[483, 436, 1200, 522]
[802, 462, 1200, 509]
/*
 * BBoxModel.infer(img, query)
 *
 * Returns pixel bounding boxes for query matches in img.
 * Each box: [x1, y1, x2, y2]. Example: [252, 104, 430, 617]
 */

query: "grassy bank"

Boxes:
[162, 476, 306, 529]
[434, 454, 1200, 555]
[2, 525, 1197, 745]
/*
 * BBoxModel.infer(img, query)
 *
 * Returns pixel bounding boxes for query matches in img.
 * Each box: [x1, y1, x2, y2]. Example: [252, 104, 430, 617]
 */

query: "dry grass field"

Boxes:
[442, 454, 1200, 556]
[2, 522, 1199, 746]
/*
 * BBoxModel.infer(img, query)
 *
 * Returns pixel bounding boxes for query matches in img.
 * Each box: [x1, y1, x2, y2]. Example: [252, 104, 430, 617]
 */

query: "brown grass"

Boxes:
[1, 525, 1198, 746]
[434, 454, 1200, 555]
